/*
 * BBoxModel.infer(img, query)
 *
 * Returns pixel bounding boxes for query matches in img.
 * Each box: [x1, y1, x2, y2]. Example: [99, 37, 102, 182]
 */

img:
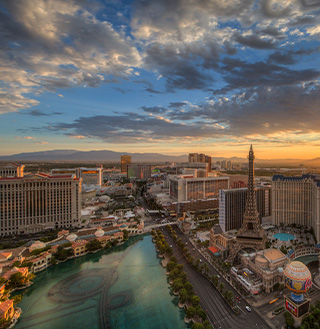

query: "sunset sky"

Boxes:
[1, 0, 320, 159]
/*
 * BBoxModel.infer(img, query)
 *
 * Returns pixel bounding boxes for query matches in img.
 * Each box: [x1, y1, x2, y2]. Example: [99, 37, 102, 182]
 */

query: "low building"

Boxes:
[209, 224, 234, 258]
[0, 299, 14, 321]
[29, 241, 46, 253]
[31, 252, 52, 273]
[71, 240, 87, 257]
[0, 163, 24, 178]
[2, 267, 29, 281]
[0, 252, 12, 263]
[0, 284, 5, 298]
[237, 248, 287, 293]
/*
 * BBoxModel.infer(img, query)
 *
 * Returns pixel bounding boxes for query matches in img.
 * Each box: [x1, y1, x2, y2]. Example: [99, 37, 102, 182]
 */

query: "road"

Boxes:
[162, 226, 272, 329]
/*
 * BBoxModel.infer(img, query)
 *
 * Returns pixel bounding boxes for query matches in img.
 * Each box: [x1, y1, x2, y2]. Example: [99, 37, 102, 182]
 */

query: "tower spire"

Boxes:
[226, 144, 267, 264]
[244, 144, 259, 219]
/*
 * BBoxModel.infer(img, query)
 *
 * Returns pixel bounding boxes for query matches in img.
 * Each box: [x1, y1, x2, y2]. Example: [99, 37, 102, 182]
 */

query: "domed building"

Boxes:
[233, 248, 287, 293]
[283, 261, 312, 323]
[66, 233, 78, 242]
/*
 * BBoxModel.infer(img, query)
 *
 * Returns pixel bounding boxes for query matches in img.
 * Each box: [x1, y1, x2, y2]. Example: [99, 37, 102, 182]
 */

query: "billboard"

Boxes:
[285, 299, 298, 317]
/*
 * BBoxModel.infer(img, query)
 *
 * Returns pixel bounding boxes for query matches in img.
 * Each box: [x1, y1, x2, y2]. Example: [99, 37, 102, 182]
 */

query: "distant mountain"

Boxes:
[0, 149, 188, 163]
[0, 149, 318, 167]
[304, 158, 320, 167]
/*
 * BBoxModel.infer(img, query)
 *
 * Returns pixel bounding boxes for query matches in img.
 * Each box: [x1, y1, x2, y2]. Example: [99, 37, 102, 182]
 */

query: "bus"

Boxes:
[269, 298, 278, 304]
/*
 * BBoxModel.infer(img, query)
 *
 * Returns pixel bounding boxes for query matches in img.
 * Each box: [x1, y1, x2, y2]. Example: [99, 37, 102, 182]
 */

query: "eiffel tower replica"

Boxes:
[227, 145, 267, 264]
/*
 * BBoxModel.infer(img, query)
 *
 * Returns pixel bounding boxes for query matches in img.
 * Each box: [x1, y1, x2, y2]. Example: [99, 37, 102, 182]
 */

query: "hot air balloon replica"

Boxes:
[283, 261, 312, 325]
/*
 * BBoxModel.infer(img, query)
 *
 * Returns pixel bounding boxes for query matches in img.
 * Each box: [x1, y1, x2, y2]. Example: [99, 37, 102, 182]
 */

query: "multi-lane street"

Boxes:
[162, 226, 272, 329]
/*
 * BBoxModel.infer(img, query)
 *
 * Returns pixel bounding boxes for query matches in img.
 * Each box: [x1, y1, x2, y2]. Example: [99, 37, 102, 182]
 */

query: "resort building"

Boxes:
[236, 248, 287, 293]
[0, 163, 24, 178]
[0, 299, 14, 321]
[51, 167, 102, 187]
[31, 253, 52, 273]
[219, 186, 271, 232]
[169, 175, 229, 202]
[0, 173, 81, 236]
[0, 284, 5, 298]
[127, 164, 152, 180]
[121, 155, 131, 174]
[0, 252, 12, 263]
[71, 240, 88, 257]
[2, 267, 28, 281]
[272, 175, 320, 241]
[209, 224, 234, 259]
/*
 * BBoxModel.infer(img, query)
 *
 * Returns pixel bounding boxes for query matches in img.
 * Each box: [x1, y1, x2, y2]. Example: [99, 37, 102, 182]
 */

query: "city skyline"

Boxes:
[1, 0, 320, 159]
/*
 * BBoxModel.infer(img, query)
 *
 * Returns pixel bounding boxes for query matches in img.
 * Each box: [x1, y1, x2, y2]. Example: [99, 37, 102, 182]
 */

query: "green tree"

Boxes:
[9, 272, 25, 287]
[223, 290, 234, 306]
[218, 282, 224, 293]
[184, 281, 194, 294]
[211, 275, 219, 287]
[192, 323, 204, 329]
[166, 261, 177, 272]
[172, 278, 184, 292]
[13, 294, 23, 305]
[191, 295, 200, 307]
[50, 256, 57, 265]
[283, 311, 294, 328]
[186, 306, 196, 319]
[179, 288, 188, 304]
[197, 307, 207, 321]
[86, 239, 102, 252]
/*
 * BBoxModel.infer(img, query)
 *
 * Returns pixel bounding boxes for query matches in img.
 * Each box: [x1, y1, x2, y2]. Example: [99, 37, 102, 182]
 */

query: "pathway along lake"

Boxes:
[15, 235, 187, 329]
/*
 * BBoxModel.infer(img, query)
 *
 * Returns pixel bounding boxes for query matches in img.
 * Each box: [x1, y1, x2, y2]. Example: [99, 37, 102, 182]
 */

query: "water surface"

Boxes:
[15, 235, 187, 329]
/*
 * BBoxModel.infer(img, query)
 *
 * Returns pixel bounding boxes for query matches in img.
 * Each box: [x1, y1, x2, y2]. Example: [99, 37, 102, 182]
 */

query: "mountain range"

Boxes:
[0, 149, 319, 167]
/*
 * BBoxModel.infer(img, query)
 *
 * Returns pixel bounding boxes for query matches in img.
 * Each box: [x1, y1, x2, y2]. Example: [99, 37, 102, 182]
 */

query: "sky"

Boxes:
[0, 0, 320, 159]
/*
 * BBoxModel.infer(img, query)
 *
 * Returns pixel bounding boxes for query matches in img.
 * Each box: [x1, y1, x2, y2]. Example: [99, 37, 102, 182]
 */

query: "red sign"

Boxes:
[286, 299, 298, 317]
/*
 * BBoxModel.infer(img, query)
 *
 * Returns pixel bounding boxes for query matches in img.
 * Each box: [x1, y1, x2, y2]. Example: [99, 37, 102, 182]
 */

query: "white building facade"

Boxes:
[0, 173, 81, 236]
[272, 175, 320, 242]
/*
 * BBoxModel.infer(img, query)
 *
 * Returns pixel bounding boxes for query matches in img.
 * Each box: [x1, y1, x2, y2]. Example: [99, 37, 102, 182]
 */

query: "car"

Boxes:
[185, 242, 188, 245]
[199, 259, 202, 262]
[170, 245, 172, 248]
[236, 296, 240, 300]
[245, 306, 251, 312]
[193, 248, 195, 251]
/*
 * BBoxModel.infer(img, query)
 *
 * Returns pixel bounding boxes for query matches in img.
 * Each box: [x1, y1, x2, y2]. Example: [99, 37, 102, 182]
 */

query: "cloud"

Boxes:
[217, 57, 320, 92]
[35, 141, 49, 144]
[20, 109, 63, 116]
[0, 0, 141, 113]
[15, 136, 36, 140]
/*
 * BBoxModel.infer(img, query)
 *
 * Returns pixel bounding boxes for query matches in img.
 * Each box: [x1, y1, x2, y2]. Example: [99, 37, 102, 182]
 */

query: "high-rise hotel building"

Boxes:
[272, 175, 320, 241]
[0, 173, 81, 236]
[169, 175, 229, 202]
[219, 186, 271, 232]
[121, 155, 131, 174]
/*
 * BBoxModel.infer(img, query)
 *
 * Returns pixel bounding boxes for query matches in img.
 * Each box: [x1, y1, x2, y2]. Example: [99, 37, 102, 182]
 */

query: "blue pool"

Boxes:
[273, 233, 295, 241]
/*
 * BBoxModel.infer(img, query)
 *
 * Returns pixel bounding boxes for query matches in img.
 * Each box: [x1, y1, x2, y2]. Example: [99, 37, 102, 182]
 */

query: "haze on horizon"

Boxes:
[0, 0, 320, 160]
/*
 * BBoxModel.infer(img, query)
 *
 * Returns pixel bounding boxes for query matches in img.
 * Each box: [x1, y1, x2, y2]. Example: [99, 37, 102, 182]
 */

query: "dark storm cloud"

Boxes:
[260, 0, 292, 18]
[21, 109, 63, 116]
[47, 112, 222, 143]
[267, 51, 297, 65]
[218, 57, 320, 92]
[145, 44, 213, 91]
[141, 106, 168, 114]
[168, 102, 187, 108]
[268, 47, 320, 65]
[234, 33, 277, 49]
[42, 83, 320, 143]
